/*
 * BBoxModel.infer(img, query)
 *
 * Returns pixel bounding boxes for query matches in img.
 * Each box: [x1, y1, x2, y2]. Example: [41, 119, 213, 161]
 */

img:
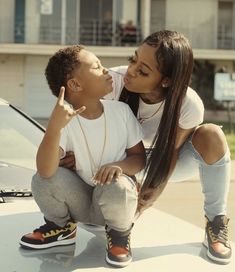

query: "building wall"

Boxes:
[0, 0, 15, 43]
[0, 54, 25, 108]
[165, 0, 217, 49]
[25, 0, 40, 44]
[150, 0, 166, 33]
[123, 0, 137, 24]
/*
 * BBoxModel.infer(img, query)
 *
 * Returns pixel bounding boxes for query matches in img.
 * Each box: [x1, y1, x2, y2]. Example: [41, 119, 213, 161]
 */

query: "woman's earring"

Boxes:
[162, 83, 168, 88]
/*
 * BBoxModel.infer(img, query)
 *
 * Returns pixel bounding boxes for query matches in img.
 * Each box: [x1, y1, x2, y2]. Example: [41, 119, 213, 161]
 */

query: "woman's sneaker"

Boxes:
[20, 219, 77, 249]
[105, 224, 133, 268]
[203, 215, 231, 264]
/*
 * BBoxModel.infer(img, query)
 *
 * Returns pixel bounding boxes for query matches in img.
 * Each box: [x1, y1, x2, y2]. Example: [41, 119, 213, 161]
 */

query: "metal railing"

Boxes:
[217, 25, 234, 49]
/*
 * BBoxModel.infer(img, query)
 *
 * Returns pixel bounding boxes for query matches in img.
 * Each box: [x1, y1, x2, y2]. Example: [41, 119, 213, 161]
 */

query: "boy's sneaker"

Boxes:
[20, 219, 77, 249]
[105, 224, 133, 268]
[203, 215, 231, 264]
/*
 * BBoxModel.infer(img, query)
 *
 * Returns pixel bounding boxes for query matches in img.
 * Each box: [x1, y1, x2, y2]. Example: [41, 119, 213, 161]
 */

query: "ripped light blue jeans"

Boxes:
[170, 134, 231, 221]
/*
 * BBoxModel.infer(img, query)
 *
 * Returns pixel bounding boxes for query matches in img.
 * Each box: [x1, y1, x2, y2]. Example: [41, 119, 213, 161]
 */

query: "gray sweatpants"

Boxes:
[32, 167, 138, 232]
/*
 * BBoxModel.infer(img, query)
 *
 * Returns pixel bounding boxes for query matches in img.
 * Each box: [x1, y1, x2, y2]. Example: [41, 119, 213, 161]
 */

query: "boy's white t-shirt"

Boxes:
[107, 66, 205, 147]
[60, 99, 143, 186]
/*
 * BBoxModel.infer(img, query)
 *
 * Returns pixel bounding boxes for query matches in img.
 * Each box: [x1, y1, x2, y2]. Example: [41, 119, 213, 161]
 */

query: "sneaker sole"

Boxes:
[203, 238, 231, 264]
[105, 253, 132, 268]
[19, 244, 76, 257]
[19, 229, 77, 250]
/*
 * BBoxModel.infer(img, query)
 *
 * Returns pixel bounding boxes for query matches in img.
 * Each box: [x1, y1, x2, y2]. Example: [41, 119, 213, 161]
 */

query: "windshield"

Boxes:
[0, 104, 44, 170]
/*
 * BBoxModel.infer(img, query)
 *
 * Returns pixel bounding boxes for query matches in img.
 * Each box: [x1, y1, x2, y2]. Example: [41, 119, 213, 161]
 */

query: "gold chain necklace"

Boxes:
[76, 109, 107, 177]
[137, 100, 164, 124]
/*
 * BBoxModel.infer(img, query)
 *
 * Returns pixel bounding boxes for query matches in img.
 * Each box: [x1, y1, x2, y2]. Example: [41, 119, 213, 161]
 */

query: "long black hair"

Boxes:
[120, 30, 194, 198]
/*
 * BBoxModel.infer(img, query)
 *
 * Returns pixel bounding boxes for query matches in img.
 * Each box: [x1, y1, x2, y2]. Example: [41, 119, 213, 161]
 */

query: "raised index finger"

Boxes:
[57, 86, 65, 105]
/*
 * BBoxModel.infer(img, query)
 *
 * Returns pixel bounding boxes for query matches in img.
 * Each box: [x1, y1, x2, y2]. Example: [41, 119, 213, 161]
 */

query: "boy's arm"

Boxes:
[94, 141, 146, 184]
[37, 87, 85, 178]
[36, 122, 64, 178]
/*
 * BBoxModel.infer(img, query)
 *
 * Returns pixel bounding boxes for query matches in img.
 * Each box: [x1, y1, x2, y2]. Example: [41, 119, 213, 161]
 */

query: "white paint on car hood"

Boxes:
[0, 200, 234, 272]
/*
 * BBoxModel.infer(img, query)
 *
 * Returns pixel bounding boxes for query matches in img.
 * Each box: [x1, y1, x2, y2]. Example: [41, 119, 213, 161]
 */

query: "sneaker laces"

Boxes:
[209, 224, 228, 244]
[107, 233, 130, 250]
[208, 216, 230, 246]
[106, 226, 132, 251]
[34, 220, 62, 234]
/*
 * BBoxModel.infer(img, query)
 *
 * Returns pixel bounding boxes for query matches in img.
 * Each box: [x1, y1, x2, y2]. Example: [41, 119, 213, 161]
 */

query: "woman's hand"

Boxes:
[93, 164, 123, 185]
[59, 151, 76, 170]
[137, 184, 166, 215]
[137, 188, 156, 214]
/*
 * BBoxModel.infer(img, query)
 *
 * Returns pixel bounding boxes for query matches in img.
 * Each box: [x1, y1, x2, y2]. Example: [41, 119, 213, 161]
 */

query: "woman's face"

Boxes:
[124, 43, 164, 94]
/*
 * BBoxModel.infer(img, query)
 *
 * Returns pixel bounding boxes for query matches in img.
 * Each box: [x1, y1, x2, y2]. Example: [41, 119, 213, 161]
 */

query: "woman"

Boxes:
[61, 30, 231, 264]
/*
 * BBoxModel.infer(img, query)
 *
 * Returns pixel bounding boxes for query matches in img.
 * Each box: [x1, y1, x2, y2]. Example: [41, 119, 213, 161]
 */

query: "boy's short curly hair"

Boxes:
[45, 45, 84, 97]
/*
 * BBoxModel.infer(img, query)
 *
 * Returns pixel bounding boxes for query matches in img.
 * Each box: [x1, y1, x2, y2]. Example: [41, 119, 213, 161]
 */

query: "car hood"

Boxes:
[0, 205, 234, 272]
[0, 161, 35, 191]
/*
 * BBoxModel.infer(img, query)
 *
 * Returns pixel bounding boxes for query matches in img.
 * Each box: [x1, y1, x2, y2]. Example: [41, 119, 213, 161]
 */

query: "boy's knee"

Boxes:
[110, 175, 137, 193]
[100, 175, 138, 203]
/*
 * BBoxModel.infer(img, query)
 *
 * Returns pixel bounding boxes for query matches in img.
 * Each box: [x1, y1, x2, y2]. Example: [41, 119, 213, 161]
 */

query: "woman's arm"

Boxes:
[59, 151, 76, 170]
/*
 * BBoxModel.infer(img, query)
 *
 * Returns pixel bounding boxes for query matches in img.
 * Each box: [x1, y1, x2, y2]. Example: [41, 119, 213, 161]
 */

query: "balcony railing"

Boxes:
[1, 18, 234, 50]
[217, 25, 234, 49]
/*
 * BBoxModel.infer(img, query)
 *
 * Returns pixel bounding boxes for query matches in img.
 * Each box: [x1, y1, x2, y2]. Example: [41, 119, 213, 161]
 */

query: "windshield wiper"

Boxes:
[0, 189, 32, 203]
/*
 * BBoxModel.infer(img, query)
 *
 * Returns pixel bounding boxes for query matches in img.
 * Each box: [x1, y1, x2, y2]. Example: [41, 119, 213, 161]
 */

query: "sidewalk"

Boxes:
[154, 159, 235, 242]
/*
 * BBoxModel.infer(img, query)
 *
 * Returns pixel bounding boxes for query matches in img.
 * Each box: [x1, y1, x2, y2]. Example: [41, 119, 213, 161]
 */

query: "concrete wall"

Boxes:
[0, 0, 15, 43]
[123, 0, 137, 24]
[0, 54, 25, 109]
[25, 0, 40, 44]
[165, 0, 217, 49]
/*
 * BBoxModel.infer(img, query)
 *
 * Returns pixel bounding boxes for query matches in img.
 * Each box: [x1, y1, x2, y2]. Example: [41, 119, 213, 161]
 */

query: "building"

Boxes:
[0, 0, 235, 119]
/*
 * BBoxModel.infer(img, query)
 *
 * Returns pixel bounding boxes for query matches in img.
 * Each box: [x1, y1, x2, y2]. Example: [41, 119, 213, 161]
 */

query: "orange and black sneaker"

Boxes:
[105, 224, 133, 268]
[20, 218, 77, 249]
[203, 215, 231, 264]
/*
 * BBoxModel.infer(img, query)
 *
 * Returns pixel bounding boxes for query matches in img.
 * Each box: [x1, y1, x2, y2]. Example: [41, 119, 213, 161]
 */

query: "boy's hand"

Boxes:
[59, 151, 76, 170]
[93, 164, 123, 185]
[49, 86, 86, 130]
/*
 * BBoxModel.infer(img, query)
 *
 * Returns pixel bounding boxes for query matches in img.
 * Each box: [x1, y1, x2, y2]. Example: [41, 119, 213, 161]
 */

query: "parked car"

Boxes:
[0, 98, 44, 203]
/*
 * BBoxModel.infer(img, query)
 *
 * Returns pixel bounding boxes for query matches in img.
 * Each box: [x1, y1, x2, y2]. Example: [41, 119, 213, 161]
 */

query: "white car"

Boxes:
[0, 98, 234, 272]
[0, 97, 44, 203]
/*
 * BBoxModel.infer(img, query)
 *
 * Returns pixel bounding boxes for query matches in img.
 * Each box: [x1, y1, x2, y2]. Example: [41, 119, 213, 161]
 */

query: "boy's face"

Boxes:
[73, 50, 113, 97]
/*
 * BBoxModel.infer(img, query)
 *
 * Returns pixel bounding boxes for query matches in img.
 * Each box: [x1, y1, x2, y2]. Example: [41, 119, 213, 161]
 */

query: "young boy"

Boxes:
[19, 45, 146, 268]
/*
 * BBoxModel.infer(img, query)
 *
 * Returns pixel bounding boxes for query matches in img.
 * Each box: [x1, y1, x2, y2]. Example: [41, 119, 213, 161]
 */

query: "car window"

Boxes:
[0, 105, 44, 170]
